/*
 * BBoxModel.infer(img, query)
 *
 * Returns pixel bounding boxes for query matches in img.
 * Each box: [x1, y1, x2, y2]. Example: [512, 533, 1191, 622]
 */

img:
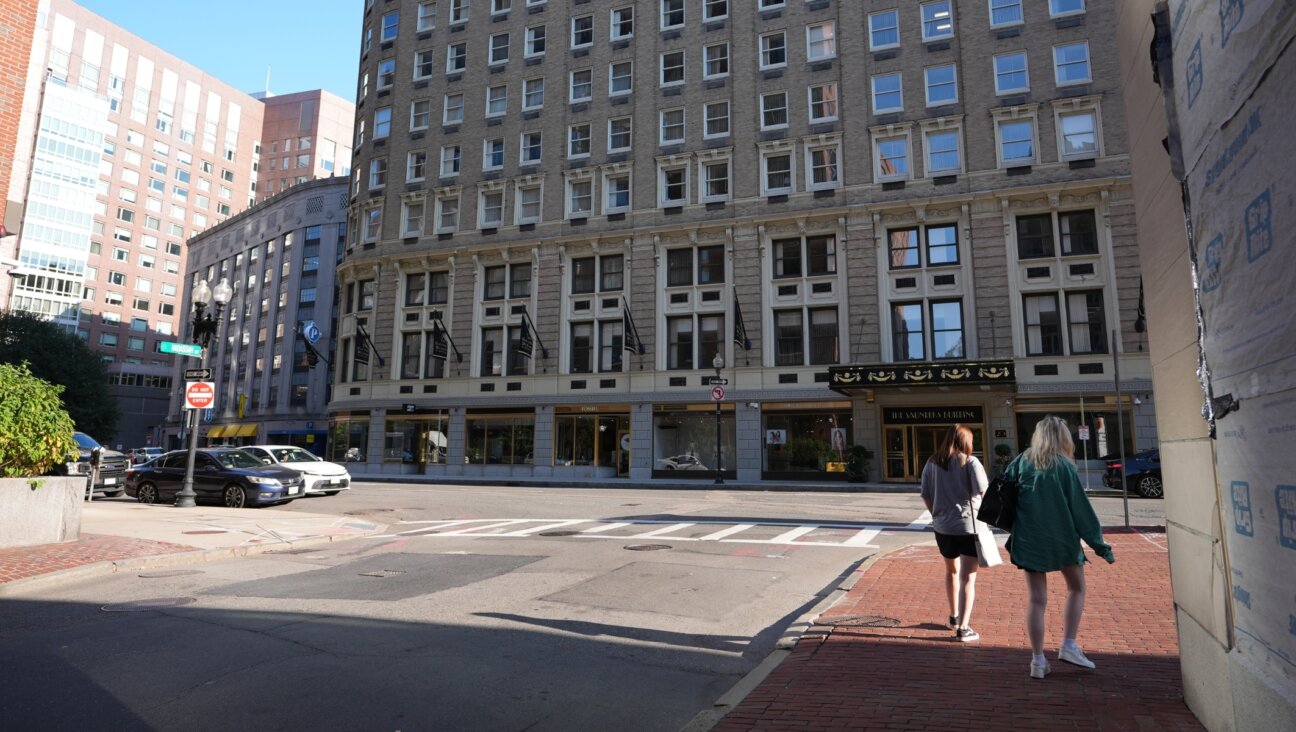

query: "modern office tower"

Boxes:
[337, 0, 1156, 484]
[255, 89, 355, 202]
[165, 178, 348, 452]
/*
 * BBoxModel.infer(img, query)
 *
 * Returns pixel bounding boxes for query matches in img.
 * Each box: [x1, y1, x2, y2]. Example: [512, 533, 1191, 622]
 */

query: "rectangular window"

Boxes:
[1059, 110, 1098, 158]
[567, 178, 593, 217]
[930, 300, 964, 359]
[806, 22, 836, 60]
[604, 173, 630, 212]
[702, 159, 730, 200]
[994, 52, 1029, 94]
[927, 224, 959, 266]
[808, 145, 839, 189]
[402, 200, 426, 237]
[440, 145, 461, 176]
[1024, 293, 1063, 356]
[922, 1, 954, 40]
[1016, 213, 1055, 259]
[661, 0, 684, 29]
[568, 123, 592, 158]
[763, 152, 792, 194]
[414, 50, 435, 80]
[774, 238, 802, 278]
[381, 11, 400, 41]
[660, 166, 687, 206]
[869, 10, 900, 50]
[601, 255, 624, 291]
[704, 101, 730, 138]
[417, 2, 436, 31]
[892, 302, 925, 360]
[888, 229, 920, 269]
[1066, 290, 1107, 354]
[443, 93, 464, 124]
[760, 32, 787, 68]
[450, 0, 467, 23]
[704, 42, 729, 78]
[570, 69, 593, 102]
[999, 119, 1035, 165]
[406, 273, 427, 307]
[926, 129, 960, 173]
[611, 7, 634, 39]
[925, 64, 957, 106]
[667, 316, 694, 370]
[609, 61, 633, 95]
[660, 51, 685, 86]
[660, 108, 685, 144]
[775, 310, 804, 366]
[698, 245, 724, 284]
[761, 92, 788, 129]
[484, 266, 507, 300]
[480, 327, 504, 376]
[411, 99, 431, 130]
[990, 0, 1023, 27]
[479, 190, 504, 228]
[1050, 0, 1086, 17]
[486, 85, 507, 117]
[1053, 42, 1092, 86]
[805, 235, 837, 276]
[526, 24, 546, 56]
[872, 73, 903, 113]
[571, 257, 597, 294]
[667, 249, 693, 287]
[808, 83, 838, 122]
[438, 196, 459, 231]
[571, 15, 593, 47]
[809, 308, 839, 365]
[876, 136, 909, 180]
[510, 262, 531, 298]
[482, 138, 505, 170]
[523, 78, 544, 109]
[704, 0, 728, 20]
[608, 117, 632, 152]
[447, 43, 467, 72]
[521, 131, 543, 163]
[407, 151, 427, 182]
[517, 184, 542, 223]
[1060, 210, 1099, 255]
[369, 158, 387, 188]
[599, 320, 625, 372]
[571, 322, 594, 373]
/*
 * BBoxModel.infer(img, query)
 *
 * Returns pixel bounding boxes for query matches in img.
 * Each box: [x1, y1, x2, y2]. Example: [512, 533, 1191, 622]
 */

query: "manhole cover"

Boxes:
[624, 544, 672, 551]
[182, 530, 228, 535]
[138, 570, 205, 578]
[358, 570, 406, 578]
[539, 530, 580, 537]
[346, 508, 396, 516]
[101, 597, 197, 612]
[822, 615, 901, 628]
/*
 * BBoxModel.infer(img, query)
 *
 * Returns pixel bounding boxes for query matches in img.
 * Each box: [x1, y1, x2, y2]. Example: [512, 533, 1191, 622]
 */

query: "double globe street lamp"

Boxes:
[176, 277, 232, 508]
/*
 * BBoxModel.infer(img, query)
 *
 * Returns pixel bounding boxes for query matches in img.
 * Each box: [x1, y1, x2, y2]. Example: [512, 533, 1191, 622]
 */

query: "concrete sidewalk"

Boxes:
[709, 528, 1202, 731]
[0, 501, 384, 596]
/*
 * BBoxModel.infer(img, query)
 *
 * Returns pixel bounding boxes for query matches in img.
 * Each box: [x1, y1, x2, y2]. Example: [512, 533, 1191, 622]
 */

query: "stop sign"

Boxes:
[185, 381, 216, 410]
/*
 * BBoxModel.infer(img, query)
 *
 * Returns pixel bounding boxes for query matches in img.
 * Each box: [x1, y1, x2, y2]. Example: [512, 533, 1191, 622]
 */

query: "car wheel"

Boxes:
[137, 482, 158, 504]
[1134, 473, 1164, 499]
[223, 484, 248, 509]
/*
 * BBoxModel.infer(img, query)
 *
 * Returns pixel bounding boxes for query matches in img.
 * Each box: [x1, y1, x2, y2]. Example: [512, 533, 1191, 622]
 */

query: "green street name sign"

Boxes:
[160, 342, 203, 357]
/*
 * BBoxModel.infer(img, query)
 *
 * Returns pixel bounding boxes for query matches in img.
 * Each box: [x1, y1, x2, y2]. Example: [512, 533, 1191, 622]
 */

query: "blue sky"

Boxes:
[74, 0, 361, 101]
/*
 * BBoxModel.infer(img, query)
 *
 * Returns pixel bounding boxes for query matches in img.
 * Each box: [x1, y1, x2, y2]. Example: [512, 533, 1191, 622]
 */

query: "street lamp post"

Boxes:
[713, 353, 724, 485]
[176, 278, 232, 508]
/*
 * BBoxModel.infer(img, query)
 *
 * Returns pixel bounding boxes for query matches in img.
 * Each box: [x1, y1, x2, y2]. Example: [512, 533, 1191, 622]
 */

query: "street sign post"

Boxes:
[184, 367, 213, 381]
[710, 385, 725, 401]
[161, 342, 203, 357]
[184, 381, 216, 410]
[707, 377, 729, 386]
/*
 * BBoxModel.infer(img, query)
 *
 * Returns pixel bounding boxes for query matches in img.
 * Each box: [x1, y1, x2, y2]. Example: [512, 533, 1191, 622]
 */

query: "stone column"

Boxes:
[531, 405, 554, 477]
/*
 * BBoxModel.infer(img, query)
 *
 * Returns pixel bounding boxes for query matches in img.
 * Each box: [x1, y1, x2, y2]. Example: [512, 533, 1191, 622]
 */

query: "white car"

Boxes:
[244, 445, 352, 496]
[657, 454, 709, 471]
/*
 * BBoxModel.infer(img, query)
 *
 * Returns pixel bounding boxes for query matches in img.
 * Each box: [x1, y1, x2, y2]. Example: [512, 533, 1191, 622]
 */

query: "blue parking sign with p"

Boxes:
[304, 320, 322, 344]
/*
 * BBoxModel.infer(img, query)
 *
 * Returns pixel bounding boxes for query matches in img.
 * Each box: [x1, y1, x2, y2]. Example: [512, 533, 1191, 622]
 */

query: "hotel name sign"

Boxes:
[828, 359, 1015, 389]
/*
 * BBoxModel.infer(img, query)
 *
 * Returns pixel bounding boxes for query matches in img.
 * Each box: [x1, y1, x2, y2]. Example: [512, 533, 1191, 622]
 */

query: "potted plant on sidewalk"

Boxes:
[845, 445, 874, 483]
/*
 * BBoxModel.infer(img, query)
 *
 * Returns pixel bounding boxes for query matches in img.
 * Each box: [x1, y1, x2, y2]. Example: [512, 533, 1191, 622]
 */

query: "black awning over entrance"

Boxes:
[826, 359, 1015, 394]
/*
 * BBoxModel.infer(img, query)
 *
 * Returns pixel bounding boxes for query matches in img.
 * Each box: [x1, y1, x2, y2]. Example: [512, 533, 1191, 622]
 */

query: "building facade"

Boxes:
[336, 0, 1155, 483]
[163, 178, 348, 452]
[256, 89, 355, 202]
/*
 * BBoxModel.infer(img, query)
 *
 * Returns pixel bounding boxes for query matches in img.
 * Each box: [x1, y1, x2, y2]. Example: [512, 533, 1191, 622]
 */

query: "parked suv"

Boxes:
[129, 447, 165, 465]
[48, 432, 130, 497]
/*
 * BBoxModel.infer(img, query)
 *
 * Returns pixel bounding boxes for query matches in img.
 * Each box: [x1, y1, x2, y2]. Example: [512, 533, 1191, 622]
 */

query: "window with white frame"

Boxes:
[443, 93, 464, 124]
[570, 69, 593, 102]
[704, 42, 729, 78]
[417, 1, 436, 31]
[609, 61, 633, 95]
[660, 51, 685, 86]
[435, 189, 460, 231]
[492, 0, 510, 15]
[449, 0, 467, 24]
[411, 100, 431, 130]
[515, 178, 543, 223]
[566, 172, 594, 218]
[483, 138, 505, 170]
[568, 123, 592, 158]
[489, 32, 510, 64]
[1015, 209, 1100, 259]
[873, 130, 910, 181]
[369, 158, 387, 189]
[806, 138, 841, 190]
[381, 11, 399, 41]
[869, 10, 900, 50]
[374, 106, 392, 138]
[569, 318, 626, 374]
[479, 186, 505, 228]
[377, 59, 396, 90]
[699, 152, 731, 202]
[611, 6, 634, 39]
[1056, 104, 1099, 159]
[774, 307, 840, 366]
[994, 51, 1029, 94]
[571, 15, 594, 48]
[760, 32, 787, 68]
[661, 0, 684, 29]
[520, 131, 543, 163]
[407, 151, 428, 181]
[989, 0, 1023, 27]
[925, 64, 957, 106]
[759, 141, 795, 195]
[364, 205, 383, 242]
[886, 223, 961, 269]
[523, 78, 544, 109]
[402, 198, 426, 237]
[760, 91, 788, 129]
[872, 73, 903, 114]
[608, 117, 632, 152]
[658, 159, 689, 207]
[704, 101, 730, 138]
[704, 0, 728, 21]
[486, 85, 507, 117]
[922, 1, 954, 40]
[440, 144, 461, 176]
[923, 123, 962, 175]
[525, 25, 546, 56]
[660, 108, 686, 144]
[414, 50, 435, 80]
[1049, 0, 1085, 17]
[994, 107, 1037, 167]
[666, 313, 725, 370]
[759, 0, 784, 8]
[808, 83, 839, 122]
[1053, 42, 1091, 86]
[806, 21, 837, 60]
[447, 43, 467, 72]
[603, 166, 631, 212]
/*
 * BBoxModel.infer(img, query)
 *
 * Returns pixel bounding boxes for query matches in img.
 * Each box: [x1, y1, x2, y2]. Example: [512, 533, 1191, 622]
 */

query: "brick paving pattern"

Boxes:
[0, 534, 196, 585]
[716, 529, 1202, 731]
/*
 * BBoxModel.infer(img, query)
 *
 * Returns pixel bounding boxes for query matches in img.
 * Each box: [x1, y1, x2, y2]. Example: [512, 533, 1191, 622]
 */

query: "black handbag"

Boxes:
[977, 470, 1019, 532]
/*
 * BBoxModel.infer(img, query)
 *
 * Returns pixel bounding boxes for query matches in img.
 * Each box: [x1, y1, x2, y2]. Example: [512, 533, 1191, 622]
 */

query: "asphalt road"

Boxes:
[0, 484, 1164, 732]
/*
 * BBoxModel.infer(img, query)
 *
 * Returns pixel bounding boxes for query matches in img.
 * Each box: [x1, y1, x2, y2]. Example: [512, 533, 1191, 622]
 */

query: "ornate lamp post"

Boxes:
[712, 353, 725, 485]
[176, 278, 232, 508]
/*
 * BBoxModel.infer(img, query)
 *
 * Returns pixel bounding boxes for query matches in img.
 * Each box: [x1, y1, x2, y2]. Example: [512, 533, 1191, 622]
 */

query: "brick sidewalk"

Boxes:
[0, 534, 196, 586]
[715, 530, 1202, 731]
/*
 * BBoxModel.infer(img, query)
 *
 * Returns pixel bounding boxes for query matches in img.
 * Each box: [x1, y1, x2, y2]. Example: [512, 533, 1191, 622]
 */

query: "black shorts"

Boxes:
[935, 531, 978, 559]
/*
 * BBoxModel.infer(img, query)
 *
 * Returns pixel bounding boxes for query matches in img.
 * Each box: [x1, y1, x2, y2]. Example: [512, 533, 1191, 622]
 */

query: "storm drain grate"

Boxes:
[539, 531, 581, 537]
[101, 597, 197, 612]
[358, 570, 406, 578]
[624, 544, 672, 552]
[138, 570, 205, 578]
[821, 615, 901, 628]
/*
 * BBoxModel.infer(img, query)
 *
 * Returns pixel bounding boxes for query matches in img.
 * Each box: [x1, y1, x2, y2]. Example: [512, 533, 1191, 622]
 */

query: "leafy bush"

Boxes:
[0, 310, 119, 440]
[845, 445, 874, 482]
[0, 363, 76, 477]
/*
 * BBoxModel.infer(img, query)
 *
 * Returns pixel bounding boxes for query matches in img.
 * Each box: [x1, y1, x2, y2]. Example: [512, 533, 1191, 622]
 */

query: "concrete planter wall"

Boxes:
[0, 477, 85, 549]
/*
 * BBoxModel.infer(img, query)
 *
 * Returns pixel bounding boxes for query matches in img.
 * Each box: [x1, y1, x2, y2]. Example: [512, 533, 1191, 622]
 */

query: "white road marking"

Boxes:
[842, 528, 881, 547]
[767, 525, 819, 544]
[580, 522, 632, 534]
[499, 519, 588, 536]
[633, 522, 695, 538]
[908, 511, 933, 529]
[697, 523, 756, 541]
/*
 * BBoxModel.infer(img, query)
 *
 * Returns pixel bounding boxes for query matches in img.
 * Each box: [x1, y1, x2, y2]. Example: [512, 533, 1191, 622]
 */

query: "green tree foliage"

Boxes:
[0, 311, 119, 440]
[0, 362, 76, 477]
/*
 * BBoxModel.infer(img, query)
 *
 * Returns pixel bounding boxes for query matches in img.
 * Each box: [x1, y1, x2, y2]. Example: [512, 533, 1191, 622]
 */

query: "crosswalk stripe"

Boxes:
[499, 519, 588, 536]
[633, 522, 695, 538]
[580, 521, 631, 534]
[842, 528, 881, 547]
[437, 519, 532, 535]
[397, 519, 479, 536]
[697, 523, 756, 541]
[767, 525, 819, 544]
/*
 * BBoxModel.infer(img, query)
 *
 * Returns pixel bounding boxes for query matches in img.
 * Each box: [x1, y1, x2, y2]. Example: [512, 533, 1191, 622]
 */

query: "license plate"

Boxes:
[289, 486, 300, 494]
[103, 477, 117, 485]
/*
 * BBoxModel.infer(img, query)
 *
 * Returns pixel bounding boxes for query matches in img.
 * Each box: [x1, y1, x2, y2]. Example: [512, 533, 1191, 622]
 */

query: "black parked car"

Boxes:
[125, 448, 305, 508]
[47, 432, 130, 497]
[1104, 449, 1164, 498]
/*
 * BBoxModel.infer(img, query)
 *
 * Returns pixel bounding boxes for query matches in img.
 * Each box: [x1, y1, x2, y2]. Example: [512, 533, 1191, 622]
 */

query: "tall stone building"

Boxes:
[336, 0, 1156, 483]
[255, 89, 354, 202]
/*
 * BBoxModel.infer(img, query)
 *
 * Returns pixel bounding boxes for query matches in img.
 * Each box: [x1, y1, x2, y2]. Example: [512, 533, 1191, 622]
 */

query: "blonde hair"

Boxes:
[1024, 415, 1075, 470]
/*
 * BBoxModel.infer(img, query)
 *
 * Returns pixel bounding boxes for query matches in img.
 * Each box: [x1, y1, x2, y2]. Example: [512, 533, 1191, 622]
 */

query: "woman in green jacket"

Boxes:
[1005, 415, 1115, 679]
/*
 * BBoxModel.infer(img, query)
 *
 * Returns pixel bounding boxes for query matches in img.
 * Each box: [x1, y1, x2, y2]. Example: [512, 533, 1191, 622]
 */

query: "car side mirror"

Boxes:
[262, 458, 273, 465]
[203, 464, 218, 472]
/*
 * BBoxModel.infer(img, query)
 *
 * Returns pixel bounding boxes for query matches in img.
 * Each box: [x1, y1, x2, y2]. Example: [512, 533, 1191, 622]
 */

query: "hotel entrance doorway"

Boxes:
[881, 406, 986, 482]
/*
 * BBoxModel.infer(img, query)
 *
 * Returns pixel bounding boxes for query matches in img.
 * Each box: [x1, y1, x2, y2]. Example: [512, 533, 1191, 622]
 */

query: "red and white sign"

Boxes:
[711, 385, 726, 401]
[185, 381, 216, 410]
[1078, 425, 1090, 441]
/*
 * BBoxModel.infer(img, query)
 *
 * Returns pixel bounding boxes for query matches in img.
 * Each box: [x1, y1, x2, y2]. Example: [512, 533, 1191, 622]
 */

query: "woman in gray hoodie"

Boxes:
[920, 424, 990, 642]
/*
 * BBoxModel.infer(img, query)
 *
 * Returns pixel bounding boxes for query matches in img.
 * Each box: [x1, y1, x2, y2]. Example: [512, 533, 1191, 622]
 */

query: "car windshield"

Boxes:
[270, 448, 319, 463]
[73, 433, 101, 449]
[213, 450, 265, 469]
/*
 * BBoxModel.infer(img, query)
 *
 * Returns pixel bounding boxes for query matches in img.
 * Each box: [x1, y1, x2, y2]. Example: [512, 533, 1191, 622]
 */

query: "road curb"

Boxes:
[0, 523, 387, 598]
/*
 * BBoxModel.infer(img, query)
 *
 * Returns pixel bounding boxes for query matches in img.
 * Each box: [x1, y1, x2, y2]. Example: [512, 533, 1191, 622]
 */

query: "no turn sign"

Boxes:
[185, 381, 216, 410]
[711, 385, 725, 401]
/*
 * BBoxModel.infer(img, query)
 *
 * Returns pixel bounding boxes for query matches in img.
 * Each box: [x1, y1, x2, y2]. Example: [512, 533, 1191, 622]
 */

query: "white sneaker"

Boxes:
[1059, 645, 1096, 669]
[1030, 659, 1051, 679]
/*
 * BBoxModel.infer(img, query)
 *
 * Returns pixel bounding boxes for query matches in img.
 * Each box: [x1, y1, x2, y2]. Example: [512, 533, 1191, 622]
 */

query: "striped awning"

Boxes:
[207, 425, 229, 438]
[233, 423, 260, 438]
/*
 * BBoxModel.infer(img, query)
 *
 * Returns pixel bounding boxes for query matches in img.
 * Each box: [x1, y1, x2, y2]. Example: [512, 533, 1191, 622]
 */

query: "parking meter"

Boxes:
[87, 446, 103, 502]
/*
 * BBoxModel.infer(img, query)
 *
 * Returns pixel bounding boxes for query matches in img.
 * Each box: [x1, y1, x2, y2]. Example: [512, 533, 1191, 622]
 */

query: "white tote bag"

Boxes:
[973, 520, 1003, 568]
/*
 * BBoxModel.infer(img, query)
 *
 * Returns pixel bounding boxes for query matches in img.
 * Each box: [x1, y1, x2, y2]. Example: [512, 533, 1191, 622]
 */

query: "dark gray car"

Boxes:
[125, 448, 305, 508]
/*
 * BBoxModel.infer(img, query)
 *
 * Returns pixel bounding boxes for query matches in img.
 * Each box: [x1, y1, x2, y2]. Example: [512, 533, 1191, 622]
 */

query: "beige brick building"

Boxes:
[336, 0, 1156, 484]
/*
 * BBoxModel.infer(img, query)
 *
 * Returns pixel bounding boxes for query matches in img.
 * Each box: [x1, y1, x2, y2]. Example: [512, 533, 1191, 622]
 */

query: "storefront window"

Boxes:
[763, 410, 853, 476]
[383, 414, 450, 464]
[330, 415, 370, 463]
[1015, 407, 1132, 460]
[554, 414, 628, 468]
[653, 406, 735, 474]
[466, 414, 534, 464]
